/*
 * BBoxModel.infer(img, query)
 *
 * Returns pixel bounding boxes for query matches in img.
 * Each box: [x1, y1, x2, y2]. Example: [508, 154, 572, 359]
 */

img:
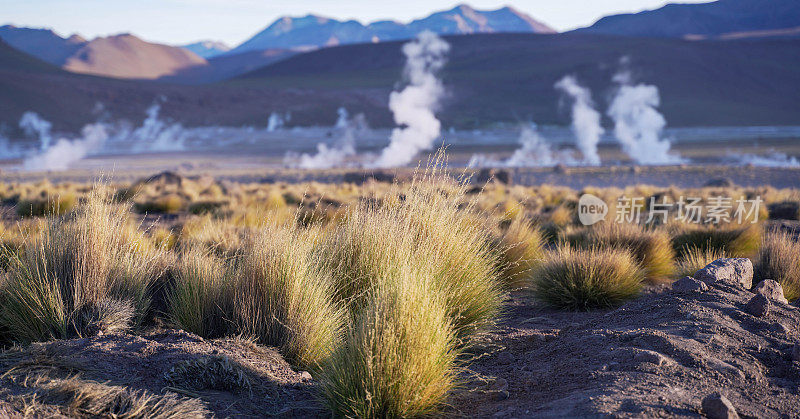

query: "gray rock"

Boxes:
[745, 294, 771, 317]
[634, 350, 669, 366]
[672, 276, 709, 293]
[299, 371, 313, 381]
[702, 393, 739, 419]
[695, 258, 753, 289]
[753, 280, 788, 304]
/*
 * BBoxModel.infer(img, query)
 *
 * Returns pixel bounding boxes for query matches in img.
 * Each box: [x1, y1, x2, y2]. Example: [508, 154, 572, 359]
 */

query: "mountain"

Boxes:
[63, 34, 208, 79]
[181, 40, 231, 58]
[231, 4, 555, 53]
[2, 33, 800, 132]
[580, 0, 800, 39]
[0, 25, 86, 65]
[162, 48, 296, 84]
[237, 33, 800, 128]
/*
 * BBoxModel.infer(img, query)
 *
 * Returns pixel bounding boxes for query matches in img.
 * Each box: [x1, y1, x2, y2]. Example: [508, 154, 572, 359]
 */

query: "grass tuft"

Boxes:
[754, 231, 800, 301]
[532, 246, 644, 310]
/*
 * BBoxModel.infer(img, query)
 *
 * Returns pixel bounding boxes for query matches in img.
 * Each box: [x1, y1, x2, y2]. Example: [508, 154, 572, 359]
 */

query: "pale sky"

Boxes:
[0, 0, 712, 46]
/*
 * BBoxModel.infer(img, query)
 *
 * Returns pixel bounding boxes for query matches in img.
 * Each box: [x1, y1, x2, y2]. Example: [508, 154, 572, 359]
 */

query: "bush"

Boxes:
[676, 246, 727, 279]
[494, 218, 545, 287]
[17, 193, 76, 217]
[229, 226, 345, 369]
[562, 223, 675, 283]
[0, 190, 165, 344]
[532, 246, 644, 310]
[168, 249, 231, 338]
[671, 223, 761, 258]
[134, 194, 185, 214]
[754, 232, 800, 301]
[319, 272, 457, 418]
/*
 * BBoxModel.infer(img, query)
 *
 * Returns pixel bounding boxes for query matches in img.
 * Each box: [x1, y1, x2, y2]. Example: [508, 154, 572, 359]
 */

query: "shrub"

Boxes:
[563, 223, 675, 283]
[319, 272, 457, 418]
[229, 226, 345, 369]
[134, 194, 185, 214]
[17, 193, 76, 217]
[187, 200, 228, 215]
[532, 246, 644, 310]
[494, 218, 545, 287]
[671, 223, 761, 258]
[754, 231, 800, 301]
[0, 190, 165, 344]
[676, 246, 727, 279]
[168, 249, 232, 338]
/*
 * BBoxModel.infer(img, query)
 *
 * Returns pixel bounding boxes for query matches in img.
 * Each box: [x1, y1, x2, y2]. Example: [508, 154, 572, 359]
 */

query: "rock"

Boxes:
[695, 258, 753, 289]
[476, 168, 512, 185]
[634, 350, 669, 366]
[672, 276, 709, 293]
[704, 178, 735, 188]
[343, 171, 395, 185]
[745, 294, 771, 317]
[299, 371, 313, 381]
[701, 393, 739, 419]
[753, 280, 788, 304]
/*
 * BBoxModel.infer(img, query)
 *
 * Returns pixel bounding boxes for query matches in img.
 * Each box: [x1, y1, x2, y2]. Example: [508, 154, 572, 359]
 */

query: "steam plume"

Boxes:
[19, 112, 53, 151]
[374, 31, 449, 168]
[23, 123, 108, 171]
[131, 103, 186, 152]
[608, 72, 682, 165]
[289, 110, 368, 169]
[554, 76, 603, 165]
[468, 124, 574, 168]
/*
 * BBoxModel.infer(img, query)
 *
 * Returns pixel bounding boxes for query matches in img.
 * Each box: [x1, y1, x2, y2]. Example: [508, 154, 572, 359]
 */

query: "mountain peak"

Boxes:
[232, 4, 555, 53]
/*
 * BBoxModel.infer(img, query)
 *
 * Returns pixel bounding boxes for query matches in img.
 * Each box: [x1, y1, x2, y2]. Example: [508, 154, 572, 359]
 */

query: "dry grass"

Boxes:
[563, 222, 675, 283]
[0, 189, 166, 343]
[319, 269, 458, 418]
[670, 223, 762, 258]
[532, 246, 644, 310]
[676, 246, 727, 279]
[754, 231, 800, 301]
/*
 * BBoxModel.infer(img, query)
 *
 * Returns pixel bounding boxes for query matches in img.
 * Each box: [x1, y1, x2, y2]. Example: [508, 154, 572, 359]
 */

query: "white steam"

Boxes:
[374, 31, 449, 168]
[131, 103, 186, 152]
[288, 109, 369, 169]
[468, 124, 575, 168]
[335, 107, 349, 129]
[554, 76, 603, 165]
[267, 112, 290, 132]
[19, 112, 53, 151]
[608, 72, 682, 165]
[731, 152, 800, 167]
[23, 123, 108, 171]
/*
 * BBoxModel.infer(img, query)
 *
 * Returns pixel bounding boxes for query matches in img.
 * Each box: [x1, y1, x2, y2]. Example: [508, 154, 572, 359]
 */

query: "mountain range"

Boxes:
[232, 4, 555, 53]
[0, 0, 799, 132]
[580, 0, 800, 39]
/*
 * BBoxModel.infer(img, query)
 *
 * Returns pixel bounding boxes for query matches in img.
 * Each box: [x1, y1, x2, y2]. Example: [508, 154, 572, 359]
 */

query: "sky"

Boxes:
[1, 0, 712, 46]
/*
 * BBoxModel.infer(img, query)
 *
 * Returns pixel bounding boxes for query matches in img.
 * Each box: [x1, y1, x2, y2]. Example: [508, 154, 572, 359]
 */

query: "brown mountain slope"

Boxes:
[64, 34, 207, 79]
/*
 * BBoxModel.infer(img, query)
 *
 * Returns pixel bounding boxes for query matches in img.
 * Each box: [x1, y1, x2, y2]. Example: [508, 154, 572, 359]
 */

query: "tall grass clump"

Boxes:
[670, 223, 761, 258]
[316, 169, 504, 341]
[168, 248, 232, 338]
[319, 270, 457, 418]
[0, 189, 165, 343]
[754, 231, 800, 301]
[229, 226, 345, 369]
[676, 246, 727, 279]
[563, 222, 675, 283]
[493, 218, 545, 287]
[532, 246, 644, 310]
